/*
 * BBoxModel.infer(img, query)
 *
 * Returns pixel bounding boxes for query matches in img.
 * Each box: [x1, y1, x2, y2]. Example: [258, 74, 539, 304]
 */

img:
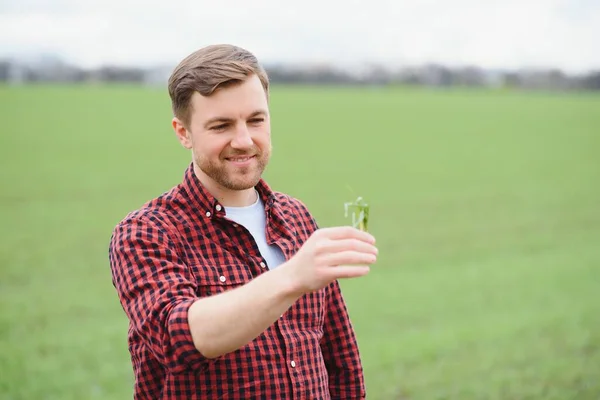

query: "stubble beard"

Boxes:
[196, 147, 271, 191]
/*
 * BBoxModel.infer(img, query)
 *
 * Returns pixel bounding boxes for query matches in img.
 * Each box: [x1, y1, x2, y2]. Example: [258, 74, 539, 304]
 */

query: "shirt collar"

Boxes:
[181, 162, 277, 215]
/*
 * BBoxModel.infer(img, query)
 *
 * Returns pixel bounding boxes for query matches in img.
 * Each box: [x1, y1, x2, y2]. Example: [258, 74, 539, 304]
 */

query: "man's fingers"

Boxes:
[317, 226, 375, 244]
[322, 251, 377, 267]
[319, 238, 378, 256]
[326, 265, 371, 280]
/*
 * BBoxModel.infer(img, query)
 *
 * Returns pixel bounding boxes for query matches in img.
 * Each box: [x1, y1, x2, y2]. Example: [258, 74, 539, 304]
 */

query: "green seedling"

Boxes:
[344, 196, 370, 232]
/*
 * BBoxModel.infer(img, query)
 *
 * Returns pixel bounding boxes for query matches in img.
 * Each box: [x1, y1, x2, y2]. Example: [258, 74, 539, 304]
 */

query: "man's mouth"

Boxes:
[226, 155, 255, 162]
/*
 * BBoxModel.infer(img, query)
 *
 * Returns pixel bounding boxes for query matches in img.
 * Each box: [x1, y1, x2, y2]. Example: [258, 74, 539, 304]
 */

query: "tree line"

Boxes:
[1, 57, 599, 91]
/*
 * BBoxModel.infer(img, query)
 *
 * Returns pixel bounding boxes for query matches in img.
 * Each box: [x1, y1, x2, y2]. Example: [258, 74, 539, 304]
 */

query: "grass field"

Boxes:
[1, 83, 599, 399]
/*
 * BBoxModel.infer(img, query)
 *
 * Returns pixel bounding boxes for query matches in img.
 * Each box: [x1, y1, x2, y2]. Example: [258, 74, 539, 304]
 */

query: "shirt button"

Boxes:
[233, 223, 239, 228]
[290, 361, 296, 368]
[206, 211, 211, 217]
[219, 276, 226, 283]
[260, 262, 266, 269]
[216, 204, 222, 211]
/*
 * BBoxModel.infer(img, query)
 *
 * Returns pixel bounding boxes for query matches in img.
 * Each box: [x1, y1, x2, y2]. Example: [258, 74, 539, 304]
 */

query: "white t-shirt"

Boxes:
[224, 192, 287, 270]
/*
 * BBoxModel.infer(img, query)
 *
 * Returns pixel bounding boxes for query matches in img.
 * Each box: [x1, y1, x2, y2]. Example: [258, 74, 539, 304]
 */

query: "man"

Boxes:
[108, 44, 378, 399]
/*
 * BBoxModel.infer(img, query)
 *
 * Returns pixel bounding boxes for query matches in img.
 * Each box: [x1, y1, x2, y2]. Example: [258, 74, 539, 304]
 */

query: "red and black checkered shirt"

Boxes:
[108, 163, 366, 399]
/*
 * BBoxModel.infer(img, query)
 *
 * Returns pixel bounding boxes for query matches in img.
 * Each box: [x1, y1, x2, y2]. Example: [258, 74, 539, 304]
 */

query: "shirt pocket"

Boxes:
[192, 264, 254, 298]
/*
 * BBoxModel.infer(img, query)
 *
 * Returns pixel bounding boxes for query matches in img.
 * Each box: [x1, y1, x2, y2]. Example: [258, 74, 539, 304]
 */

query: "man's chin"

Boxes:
[218, 171, 263, 191]
[221, 179, 260, 191]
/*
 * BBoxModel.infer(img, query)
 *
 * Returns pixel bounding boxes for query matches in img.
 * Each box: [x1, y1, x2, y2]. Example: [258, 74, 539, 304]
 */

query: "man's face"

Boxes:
[174, 74, 271, 193]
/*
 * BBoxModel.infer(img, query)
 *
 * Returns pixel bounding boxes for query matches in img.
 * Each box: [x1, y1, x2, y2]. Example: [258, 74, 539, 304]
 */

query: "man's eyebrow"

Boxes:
[204, 116, 234, 129]
[204, 110, 268, 128]
[248, 109, 268, 118]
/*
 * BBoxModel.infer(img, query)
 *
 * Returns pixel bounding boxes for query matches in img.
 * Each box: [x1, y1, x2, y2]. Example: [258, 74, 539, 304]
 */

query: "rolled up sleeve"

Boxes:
[108, 215, 211, 374]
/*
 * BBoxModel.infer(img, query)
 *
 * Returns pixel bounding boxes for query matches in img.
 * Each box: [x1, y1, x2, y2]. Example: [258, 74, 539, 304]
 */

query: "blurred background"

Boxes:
[2, 0, 600, 89]
[1, 1, 599, 399]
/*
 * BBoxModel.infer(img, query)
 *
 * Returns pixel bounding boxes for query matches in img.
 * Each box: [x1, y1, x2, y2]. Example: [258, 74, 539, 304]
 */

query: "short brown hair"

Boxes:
[168, 44, 270, 128]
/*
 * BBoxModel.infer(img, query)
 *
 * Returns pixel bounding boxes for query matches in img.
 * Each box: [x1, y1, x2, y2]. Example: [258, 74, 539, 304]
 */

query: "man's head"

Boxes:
[168, 44, 272, 200]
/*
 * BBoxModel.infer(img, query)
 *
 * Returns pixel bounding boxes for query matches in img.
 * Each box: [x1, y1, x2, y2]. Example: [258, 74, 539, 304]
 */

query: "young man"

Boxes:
[108, 44, 378, 399]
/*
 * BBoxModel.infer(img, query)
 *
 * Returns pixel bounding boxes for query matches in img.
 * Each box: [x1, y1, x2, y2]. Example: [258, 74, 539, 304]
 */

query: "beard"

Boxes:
[195, 146, 271, 191]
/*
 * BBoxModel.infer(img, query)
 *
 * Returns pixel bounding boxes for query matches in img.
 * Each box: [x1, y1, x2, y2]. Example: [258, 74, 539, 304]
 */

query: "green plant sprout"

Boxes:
[344, 196, 370, 232]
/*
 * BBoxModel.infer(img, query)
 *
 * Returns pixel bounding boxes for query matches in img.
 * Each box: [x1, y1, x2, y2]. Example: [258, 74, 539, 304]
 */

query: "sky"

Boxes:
[0, 0, 599, 73]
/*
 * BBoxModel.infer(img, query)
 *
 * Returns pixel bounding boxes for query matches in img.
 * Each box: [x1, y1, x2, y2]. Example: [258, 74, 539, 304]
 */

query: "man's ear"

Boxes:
[172, 117, 192, 149]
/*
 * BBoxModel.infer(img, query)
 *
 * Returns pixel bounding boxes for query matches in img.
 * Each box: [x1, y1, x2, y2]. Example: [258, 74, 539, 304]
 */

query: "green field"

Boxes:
[1, 84, 599, 399]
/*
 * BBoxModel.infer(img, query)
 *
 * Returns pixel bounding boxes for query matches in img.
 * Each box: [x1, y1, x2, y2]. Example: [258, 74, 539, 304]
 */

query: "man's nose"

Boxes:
[230, 123, 253, 149]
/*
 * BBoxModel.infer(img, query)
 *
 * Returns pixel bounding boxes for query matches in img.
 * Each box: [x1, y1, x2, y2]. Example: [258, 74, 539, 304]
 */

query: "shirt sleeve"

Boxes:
[108, 214, 212, 374]
[320, 280, 367, 399]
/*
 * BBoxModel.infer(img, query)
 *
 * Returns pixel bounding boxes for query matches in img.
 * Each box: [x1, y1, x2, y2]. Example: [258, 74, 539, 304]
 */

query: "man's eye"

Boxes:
[249, 118, 264, 124]
[211, 124, 228, 131]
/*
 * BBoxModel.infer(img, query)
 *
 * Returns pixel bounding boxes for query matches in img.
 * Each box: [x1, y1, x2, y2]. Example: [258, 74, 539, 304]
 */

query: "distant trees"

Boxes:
[1, 55, 599, 92]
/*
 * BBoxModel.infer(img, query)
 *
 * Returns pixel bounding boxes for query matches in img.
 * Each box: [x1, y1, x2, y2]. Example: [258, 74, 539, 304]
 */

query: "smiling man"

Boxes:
[108, 44, 378, 399]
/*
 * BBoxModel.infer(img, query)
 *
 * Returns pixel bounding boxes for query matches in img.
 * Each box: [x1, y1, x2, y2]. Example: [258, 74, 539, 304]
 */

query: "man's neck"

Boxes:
[193, 164, 259, 207]
[216, 188, 258, 208]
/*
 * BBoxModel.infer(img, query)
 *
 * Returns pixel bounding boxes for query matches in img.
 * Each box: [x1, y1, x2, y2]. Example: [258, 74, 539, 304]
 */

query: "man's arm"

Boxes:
[109, 215, 210, 373]
[109, 215, 376, 372]
[186, 263, 302, 359]
[109, 215, 304, 371]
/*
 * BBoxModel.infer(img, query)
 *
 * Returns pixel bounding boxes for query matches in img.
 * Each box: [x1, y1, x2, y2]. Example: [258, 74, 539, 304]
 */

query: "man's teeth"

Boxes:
[229, 156, 252, 162]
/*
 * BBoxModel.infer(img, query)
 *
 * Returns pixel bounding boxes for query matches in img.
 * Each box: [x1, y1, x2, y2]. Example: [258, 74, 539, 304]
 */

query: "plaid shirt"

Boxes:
[108, 163, 366, 399]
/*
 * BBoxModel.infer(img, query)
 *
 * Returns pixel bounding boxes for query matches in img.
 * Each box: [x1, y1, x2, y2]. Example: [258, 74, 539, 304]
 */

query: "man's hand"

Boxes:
[283, 226, 378, 295]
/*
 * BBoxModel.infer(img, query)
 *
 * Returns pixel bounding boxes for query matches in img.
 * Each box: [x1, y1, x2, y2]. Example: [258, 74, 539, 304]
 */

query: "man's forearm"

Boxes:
[188, 263, 301, 359]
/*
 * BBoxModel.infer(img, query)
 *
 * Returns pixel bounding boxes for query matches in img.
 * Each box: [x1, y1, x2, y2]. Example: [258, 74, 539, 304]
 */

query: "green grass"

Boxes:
[1, 83, 599, 399]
